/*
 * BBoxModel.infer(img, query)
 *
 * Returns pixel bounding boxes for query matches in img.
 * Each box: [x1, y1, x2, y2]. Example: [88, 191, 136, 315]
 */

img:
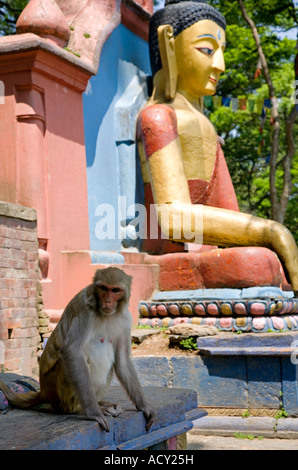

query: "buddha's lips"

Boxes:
[209, 76, 217, 84]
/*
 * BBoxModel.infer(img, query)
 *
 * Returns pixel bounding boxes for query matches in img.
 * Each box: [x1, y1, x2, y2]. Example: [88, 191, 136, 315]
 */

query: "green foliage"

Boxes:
[234, 433, 259, 440]
[234, 432, 264, 440]
[275, 391, 289, 420]
[179, 337, 198, 350]
[0, 0, 28, 36]
[241, 409, 250, 418]
[206, 0, 298, 235]
[64, 46, 81, 58]
[274, 407, 288, 420]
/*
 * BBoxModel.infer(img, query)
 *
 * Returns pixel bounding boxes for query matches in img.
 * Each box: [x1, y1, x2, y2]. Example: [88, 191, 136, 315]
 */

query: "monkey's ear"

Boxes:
[92, 269, 102, 285]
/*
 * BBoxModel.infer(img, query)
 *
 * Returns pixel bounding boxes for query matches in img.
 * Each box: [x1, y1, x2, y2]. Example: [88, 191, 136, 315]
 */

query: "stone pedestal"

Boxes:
[139, 287, 298, 333]
[132, 332, 298, 416]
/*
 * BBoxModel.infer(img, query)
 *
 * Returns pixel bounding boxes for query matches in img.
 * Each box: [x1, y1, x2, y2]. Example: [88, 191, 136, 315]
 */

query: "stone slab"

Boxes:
[0, 384, 201, 450]
[193, 416, 277, 438]
[0, 201, 37, 221]
[196, 331, 298, 356]
[132, 357, 172, 387]
[192, 415, 298, 440]
[152, 287, 294, 301]
[171, 356, 248, 408]
[131, 328, 161, 344]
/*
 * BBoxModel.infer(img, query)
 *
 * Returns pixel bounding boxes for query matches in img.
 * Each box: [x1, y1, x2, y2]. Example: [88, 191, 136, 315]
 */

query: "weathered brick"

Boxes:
[0, 327, 8, 341]
[5, 338, 26, 350]
[4, 355, 21, 370]
[0, 225, 8, 237]
[10, 248, 27, 260]
[0, 279, 14, 288]
[5, 320, 22, 330]
[27, 250, 38, 262]
[0, 205, 39, 376]
[18, 230, 37, 242]
[12, 287, 28, 299]
[11, 327, 39, 339]
[23, 317, 39, 328]
[27, 261, 38, 271]
[0, 309, 13, 321]
[11, 308, 27, 318]
[25, 308, 39, 319]
[0, 288, 12, 299]
[0, 237, 23, 249]
[0, 299, 17, 309]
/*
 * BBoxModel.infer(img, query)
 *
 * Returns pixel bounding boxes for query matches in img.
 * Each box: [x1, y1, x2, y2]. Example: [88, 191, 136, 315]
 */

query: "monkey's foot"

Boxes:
[98, 401, 122, 417]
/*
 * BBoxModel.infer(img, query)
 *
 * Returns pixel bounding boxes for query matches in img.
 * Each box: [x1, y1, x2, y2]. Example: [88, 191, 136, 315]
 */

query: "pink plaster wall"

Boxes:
[0, 36, 157, 324]
[60, 252, 159, 324]
[0, 42, 91, 311]
[0, 0, 156, 327]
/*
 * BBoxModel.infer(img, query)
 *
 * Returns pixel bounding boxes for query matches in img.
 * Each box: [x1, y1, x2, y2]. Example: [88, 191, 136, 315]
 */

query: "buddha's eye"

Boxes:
[196, 47, 214, 56]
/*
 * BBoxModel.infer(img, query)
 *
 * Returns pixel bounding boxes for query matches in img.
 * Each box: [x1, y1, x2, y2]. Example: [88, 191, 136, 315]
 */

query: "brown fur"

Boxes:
[0, 268, 155, 431]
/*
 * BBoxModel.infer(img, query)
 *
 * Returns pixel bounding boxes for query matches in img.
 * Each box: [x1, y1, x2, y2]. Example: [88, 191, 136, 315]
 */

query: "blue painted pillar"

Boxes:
[83, 24, 151, 256]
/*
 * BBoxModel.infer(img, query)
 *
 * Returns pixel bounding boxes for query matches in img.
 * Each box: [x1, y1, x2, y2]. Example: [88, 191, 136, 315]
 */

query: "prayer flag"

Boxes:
[239, 98, 247, 110]
[222, 97, 231, 107]
[213, 96, 222, 109]
[248, 99, 255, 113]
[204, 96, 213, 108]
[264, 99, 272, 109]
[231, 97, 238, 111]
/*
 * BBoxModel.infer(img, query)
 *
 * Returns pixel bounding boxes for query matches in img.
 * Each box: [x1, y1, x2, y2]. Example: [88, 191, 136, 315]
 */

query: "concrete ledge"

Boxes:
[0, 201, 37, 222]
[191, 415, 298, 439]
[196, 331, 298, 356]
[152, 287, 294, 301]
[0, 33, 94, 74]
[0, 374, 203, 450]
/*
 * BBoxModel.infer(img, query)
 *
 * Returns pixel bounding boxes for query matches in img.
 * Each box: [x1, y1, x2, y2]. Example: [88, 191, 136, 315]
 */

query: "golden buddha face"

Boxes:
[174, 19, 226, 100]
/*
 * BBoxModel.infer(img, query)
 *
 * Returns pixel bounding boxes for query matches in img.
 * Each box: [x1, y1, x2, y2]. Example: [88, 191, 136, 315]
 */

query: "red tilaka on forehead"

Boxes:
[137, 105, 178, 159]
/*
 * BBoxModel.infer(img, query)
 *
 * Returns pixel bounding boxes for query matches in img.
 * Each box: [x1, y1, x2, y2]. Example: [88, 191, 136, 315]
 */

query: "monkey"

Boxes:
[0, 267, 155, 432]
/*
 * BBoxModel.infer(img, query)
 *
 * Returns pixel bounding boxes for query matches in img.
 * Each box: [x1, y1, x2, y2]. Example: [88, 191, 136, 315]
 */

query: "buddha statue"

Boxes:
[136, 0, 298, 296]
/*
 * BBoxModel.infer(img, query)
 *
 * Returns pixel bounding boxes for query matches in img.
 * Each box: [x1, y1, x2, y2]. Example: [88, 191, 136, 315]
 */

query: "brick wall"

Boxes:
[0, 202, 40, 377]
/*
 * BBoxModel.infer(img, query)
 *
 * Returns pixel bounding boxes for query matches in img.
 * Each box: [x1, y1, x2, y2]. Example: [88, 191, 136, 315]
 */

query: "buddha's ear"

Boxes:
[158, 25, 177, 100]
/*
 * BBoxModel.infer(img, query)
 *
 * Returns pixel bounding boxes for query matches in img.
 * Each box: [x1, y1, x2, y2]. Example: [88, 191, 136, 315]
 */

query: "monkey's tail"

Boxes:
[0, 379, 43, 409]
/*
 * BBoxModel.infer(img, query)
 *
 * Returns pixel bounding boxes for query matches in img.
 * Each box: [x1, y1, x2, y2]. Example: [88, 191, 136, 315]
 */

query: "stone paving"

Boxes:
[187, 433, 298, 450]
[188, 415, 298, 450]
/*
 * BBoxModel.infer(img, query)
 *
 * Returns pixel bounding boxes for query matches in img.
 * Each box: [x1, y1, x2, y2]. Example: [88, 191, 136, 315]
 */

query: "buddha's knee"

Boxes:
[268, 221, 296, 254]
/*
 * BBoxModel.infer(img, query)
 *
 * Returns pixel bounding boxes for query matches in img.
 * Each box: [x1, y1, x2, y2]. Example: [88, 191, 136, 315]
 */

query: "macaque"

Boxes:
[0, 267, 155, 432]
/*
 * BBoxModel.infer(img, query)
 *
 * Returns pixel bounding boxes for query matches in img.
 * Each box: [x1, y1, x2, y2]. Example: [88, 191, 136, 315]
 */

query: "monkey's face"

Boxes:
[97, 283, 125, 315]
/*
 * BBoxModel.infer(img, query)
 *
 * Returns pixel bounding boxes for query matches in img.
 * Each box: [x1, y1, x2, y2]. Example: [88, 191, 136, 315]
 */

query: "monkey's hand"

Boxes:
[139, 406, 156, 431]
[85, 408, 110, 432]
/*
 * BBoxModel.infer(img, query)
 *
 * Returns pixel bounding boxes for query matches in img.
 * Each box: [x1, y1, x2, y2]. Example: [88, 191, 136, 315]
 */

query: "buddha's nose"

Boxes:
[212, 49, 225, 74]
